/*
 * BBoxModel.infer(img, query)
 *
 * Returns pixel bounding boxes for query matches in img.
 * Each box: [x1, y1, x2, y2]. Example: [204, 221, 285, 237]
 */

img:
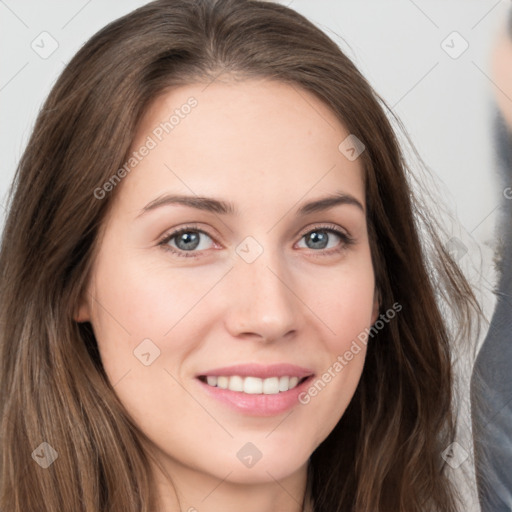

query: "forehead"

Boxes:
[120, 78, 365, 212]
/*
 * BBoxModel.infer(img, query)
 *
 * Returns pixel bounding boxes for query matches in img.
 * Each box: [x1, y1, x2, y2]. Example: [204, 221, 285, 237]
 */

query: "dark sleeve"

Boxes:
[470, 108, 512, 512]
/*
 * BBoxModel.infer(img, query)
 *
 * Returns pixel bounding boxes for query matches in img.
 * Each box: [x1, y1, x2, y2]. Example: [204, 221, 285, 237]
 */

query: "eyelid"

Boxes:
[157, 223, 218, 244]
[296, 222, 352, 240]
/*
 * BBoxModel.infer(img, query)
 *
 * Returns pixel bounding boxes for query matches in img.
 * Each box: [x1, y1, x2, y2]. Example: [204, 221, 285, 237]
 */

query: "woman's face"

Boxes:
[77, 79, 378, 488]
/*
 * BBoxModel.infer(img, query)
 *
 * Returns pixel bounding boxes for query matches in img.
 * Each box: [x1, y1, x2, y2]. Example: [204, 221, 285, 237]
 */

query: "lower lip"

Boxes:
[196, 376, 315, 417]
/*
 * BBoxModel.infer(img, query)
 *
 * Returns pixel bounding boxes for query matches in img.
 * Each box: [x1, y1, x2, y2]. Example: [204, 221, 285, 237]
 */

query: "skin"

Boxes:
[76, 78, 379, 512]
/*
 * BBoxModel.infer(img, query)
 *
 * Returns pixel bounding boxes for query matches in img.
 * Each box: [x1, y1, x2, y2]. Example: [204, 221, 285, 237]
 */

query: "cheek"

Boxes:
[90, 244, 229, 343]
[87, 244, 232, 403]
[300, 347, 367, 452]
[292, 252, 374, 445]
[301, 250, 376, 350]
[87, 250, 215, 442]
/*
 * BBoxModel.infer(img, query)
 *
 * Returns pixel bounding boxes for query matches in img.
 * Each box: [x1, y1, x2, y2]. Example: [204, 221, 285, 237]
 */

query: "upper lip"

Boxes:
[197, 363, 315, 379]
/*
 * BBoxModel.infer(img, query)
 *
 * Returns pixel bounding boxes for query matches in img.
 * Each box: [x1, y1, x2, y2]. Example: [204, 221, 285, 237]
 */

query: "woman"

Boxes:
[0, 0, 481, 510]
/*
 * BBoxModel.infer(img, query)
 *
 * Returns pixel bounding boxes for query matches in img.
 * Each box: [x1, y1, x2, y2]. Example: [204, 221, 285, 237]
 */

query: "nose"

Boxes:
[222, 248, 302, 343]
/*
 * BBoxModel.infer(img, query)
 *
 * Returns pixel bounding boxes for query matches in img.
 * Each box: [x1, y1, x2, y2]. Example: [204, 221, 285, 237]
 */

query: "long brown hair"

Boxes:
[0, 1, 481, 510]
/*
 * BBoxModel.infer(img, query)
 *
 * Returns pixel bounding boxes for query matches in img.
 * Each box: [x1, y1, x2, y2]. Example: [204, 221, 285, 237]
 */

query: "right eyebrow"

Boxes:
[137, 194, 235, 218]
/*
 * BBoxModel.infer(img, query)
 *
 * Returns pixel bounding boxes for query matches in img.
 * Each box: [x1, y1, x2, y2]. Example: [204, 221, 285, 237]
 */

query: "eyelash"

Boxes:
[157, 223, 355, 258]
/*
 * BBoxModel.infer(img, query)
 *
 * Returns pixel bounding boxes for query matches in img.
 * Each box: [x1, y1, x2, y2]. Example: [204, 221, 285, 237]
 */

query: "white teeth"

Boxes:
[217, 376, 229, 389]
[228, 375, 244, 392]
[289, 376, 299, 388]
[244, 377, 263, 394]
[263, 377, 279, 394]
[203, 375, 305, 394]
[278, 376, 289, 391]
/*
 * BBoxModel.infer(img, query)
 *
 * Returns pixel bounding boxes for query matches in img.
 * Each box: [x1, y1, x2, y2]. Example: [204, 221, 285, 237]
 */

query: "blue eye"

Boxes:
[299, 229, 339, 250]
[160, 227, 214, 256]
[297, 226, 354, 253]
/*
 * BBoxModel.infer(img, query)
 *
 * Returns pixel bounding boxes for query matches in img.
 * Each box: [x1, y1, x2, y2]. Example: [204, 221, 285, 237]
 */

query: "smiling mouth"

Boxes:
[197, 375, 310, 394]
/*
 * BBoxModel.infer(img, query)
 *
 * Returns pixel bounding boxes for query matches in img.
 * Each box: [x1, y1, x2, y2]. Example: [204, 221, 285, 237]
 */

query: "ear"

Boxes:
[371, 287, 380, 325]
[73, 290, 91, 323]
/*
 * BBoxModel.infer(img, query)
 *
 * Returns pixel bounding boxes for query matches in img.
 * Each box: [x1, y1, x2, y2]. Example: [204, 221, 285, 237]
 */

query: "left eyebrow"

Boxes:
[296, 193, 365, 215]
